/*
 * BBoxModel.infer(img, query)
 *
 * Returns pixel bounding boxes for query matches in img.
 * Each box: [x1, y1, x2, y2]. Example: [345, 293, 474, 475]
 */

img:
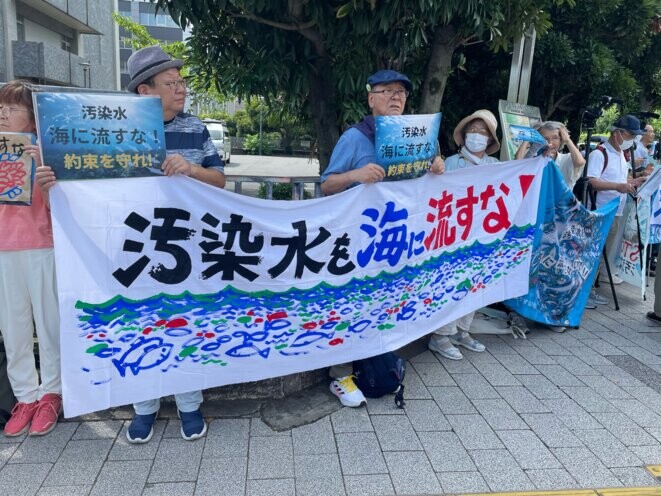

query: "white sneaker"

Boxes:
[598, 274, 623, 285]
[449, 332, 486, 352]
[428, 335, 463, 360]
[585, 297, 597, 309]
[330, 376, 366, 407]
[546, 325, 566, 333]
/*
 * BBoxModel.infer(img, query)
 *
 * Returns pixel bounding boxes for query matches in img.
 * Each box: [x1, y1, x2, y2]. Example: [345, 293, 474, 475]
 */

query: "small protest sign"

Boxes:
[0, 132, 35, 205]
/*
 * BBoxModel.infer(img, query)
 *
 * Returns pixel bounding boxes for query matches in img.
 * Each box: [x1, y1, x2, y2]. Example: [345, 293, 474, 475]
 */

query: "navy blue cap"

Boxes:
[366, 70, 413, 92]
[611, 115, 644, 135]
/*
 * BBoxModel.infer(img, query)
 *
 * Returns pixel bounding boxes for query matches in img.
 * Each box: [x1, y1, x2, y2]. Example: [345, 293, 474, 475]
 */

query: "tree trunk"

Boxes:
[308, 55, 339, 174]
[419, 24, 461, 114]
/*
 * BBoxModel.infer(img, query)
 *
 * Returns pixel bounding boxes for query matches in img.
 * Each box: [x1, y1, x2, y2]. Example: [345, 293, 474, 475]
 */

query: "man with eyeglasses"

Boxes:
[588, 115, 646, 287]
[320, 69, 445, 407]
[124, 45, 226, 442]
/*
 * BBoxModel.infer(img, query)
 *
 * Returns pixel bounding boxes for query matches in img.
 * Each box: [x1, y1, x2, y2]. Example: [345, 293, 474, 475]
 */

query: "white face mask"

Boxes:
[464, 133, 489, 153]
[620, 138, 634, 150]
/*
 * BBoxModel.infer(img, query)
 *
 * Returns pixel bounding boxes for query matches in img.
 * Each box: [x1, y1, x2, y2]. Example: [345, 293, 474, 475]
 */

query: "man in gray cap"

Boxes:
[125, 45, 225, 443]
[320, 69, 445, 407]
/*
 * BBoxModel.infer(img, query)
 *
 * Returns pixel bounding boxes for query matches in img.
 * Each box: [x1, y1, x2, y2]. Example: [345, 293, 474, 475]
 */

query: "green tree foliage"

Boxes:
[153, 0, 566, 171]
[529, 0, 660, 124]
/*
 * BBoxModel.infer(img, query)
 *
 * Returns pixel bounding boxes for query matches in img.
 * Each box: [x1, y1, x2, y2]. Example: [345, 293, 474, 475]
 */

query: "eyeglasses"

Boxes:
[0, 105, 31, 117]
[466, 126, 490, 136]
[370, 89, 409, 98]
[156, 80, 187, 91]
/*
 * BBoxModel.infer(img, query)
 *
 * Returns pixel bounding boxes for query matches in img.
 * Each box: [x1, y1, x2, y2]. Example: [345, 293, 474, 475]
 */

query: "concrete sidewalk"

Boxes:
[1, 281, 660, 495]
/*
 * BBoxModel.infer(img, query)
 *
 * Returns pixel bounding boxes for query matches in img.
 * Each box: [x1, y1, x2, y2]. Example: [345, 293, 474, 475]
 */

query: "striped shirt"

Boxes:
[164, 112, 225, 171]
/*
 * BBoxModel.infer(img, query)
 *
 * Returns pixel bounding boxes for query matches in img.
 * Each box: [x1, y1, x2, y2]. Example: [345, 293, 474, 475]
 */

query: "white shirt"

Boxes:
[586, 141, 628, 215]
[554, 152, 583, 190]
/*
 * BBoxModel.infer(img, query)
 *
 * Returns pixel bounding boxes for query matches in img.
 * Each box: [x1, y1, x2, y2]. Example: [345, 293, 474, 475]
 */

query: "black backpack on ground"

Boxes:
[354, 352, 406, 408]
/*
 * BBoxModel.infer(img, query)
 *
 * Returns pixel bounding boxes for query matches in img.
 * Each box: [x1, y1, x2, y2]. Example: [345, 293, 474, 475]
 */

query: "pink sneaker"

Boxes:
[4, 401, 39, 437]
[29, 393, 62, 436]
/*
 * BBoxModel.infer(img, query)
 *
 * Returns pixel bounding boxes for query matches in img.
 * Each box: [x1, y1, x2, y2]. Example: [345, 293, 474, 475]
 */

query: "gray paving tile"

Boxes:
[247, 436, 293, 479]
[468, 448, 535, 491]
[196, 456, 246, 496]
[0, 462, 52, 496]
[73, 420, 123, 440]
[336, 432, 387, 475]
[451, 373, 500, 399]
[623, 386, 661, 412]
[0, 443, 17, 471]
[42, 439, 113, 486]
[370, 415, 422, 451]
[411, 361, 456, 387]
[594, 365, 648, 387]
[246, 479, 295, 496]
[630, 444, 661, 464]
[646, 427, 661, 443]
[446, 415, 504, 450]
[250, 418, 290, 437]
[292, 416, 336, 455]
[497, 430, 561, 469]
[533, 364, 586, 386]
[9, 421, 77, 463]
[400, 364, 433, 399]
[203, 418, 250, 458]
[143, 482, 196, 496]
[525, 468, 579, 490]
[542, 398, 603, 430]
[552, 447, 622, 487]
[364, 395, 405, 415]
[560, 386, 620, 412]
[592, 411, 659, 446]
[383, 451, 442, 495]
[514, 346, 557, 365]
[472, 361, 522, 386]
[569, 345, 615, 366]
[514, 374, 567, 399]
[619, 346, 661, 365]
[37, 486, 91, 496]
[148, 437, 204, 483]
[529, 337, 572, 356]
[495, 386, 551, 414]
[420, 431, 476, 472]
[610, 398, 661, 428]
[330, 407, 373, 433]
[89, 460, 150, 496]
[611, 467, 661, 487]
[552, 354, 602, 376]
[409, 350, 440, 363]
[520, 413, 583, 448]
[578, 375, 633, 399]
[404, 399, 451, 432]
[437, 471, 489, 494]
[472, 399, 528, 430]
[463, 349, 500, 365]
[0, 432, 25, 444]
[439, 357, 479, 374]
[580, 338, 628, 356]
[344, 474, 394, 496]
[294, 453, 345, 496]
[494, 354, 539, 375]
[572, 429, 643, 468]
[428, 386, 477, 414]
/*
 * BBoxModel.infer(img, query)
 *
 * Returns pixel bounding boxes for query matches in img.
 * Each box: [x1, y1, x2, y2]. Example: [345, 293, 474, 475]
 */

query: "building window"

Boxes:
[16, 15, 25, 41]
[120, 36, 133, 49]
[61, 34, 73, 52]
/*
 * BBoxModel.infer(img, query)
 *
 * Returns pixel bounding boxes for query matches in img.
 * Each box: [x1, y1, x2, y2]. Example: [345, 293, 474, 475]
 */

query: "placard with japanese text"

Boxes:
[0, 132, 35, 205]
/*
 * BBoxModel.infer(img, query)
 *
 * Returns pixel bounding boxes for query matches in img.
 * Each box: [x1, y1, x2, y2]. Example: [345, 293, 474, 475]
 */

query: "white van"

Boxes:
[203, 119, 231, 164]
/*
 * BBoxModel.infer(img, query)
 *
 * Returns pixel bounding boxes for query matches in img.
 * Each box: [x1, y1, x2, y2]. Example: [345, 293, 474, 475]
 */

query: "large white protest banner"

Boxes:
[51, 157, 546, 417]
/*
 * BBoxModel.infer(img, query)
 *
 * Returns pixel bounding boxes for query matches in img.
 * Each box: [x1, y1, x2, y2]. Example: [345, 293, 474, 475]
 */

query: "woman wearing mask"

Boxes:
[427, 110, 500, 359]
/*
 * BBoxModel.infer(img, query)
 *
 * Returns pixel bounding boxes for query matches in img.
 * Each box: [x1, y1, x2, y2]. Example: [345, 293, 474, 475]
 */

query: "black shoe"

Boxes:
[646, 311, 661, 324]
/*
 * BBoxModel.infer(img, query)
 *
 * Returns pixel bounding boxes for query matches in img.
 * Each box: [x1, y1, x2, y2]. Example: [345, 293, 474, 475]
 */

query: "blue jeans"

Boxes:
[133, 390, 203, 415]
